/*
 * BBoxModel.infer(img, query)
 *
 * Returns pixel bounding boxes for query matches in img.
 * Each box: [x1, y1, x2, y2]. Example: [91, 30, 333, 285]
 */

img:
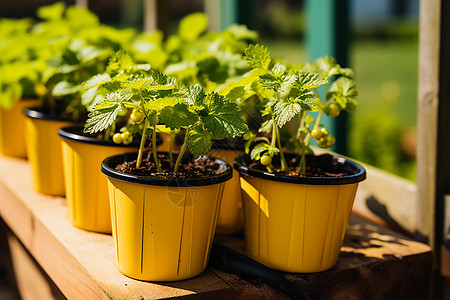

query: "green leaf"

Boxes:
[187, 125, 213, 158]
[159, 103, 198, 130]
[259, 119, 273, 133]
[250, 142, 270, 160]
[272, 63, 287, 77]
[217, 69, 264, 96]
[107, 50, 134, 73]
[123, 75, 151, 91]
[327, 77, 358, 111]
[83, 73, 112, 89]
[178, 13, 208, 42]
[225, 24, 259, 41]
[296, 71, 328, 90]
[52, 81, 81, 96]
[185, 85, 206, 105]
[144, 97, 182, 112]
[305, 115, 315, 127]
[244, 44, 271, 70]
[200, 92, 248, 139]
[37, 2, 65, 20]
[84, 97, 123, 134]
[273, 98, 301, 127]
[259, 73, 281, 91]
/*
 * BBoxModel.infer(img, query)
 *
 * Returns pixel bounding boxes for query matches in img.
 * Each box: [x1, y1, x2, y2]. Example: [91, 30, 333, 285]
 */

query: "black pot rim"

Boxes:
[58, 126, 161, 148]
[101, 152, 233, 187]
[233, 153, 366, 185]
[211, 138, 246, 151]
[23, 106, 74, 122]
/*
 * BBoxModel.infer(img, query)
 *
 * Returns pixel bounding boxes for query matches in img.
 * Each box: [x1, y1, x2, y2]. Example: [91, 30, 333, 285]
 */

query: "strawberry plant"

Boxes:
[83, 62, 248, 174]
[223, 44, 358, 175]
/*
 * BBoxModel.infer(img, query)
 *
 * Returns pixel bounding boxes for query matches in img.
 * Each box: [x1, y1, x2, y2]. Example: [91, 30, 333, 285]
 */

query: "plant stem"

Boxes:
[136, 118, 148, 169]
[152, 124, 162, 173]
[271, 117, 277, 147]
[174, 128, 190, 173]
[169, 132, 174, 168]
[300, 152, 306, 176]
[275, 125, 288, 172]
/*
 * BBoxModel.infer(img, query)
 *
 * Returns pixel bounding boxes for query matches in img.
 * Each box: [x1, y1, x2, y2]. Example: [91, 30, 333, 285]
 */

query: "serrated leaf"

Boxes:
[107, 50, 134, 73]
[84, 99, 122, 134]
[260, 73, 281, 91]
[200, 92, 248, 139]
[123, 75, 151, 91]
[272, 63, 287, 77]
[259, 119, 273, 133]
[244, 44, 271, 70]
[83, 73, 112, 89]
[185, 85, 206, 105]
[296, 71, 328, 90]
[52, 81, 81, 96]
[159, 103, 198, 130]
[187, 125, 212, 158]
[178, 13, 207, 42]
[273, 98, 301, 127]
[217, 69, 264, 96]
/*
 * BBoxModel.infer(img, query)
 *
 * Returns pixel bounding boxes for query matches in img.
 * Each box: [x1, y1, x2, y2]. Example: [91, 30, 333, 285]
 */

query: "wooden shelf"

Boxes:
[0, 155, 433, 299]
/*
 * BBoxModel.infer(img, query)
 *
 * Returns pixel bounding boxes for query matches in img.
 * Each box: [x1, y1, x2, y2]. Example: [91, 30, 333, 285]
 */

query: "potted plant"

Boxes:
[59, 51, 161, 234]
[231, 44, 366, 273]
[131, 13, 258, 234]
[0, 18, 43, 158]
[22, 3, 136, 196]
[84, 68, 247, 281]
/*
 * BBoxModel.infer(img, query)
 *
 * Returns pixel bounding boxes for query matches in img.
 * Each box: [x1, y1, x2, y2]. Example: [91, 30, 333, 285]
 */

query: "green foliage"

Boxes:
[178, 13, 208, 42]
[234, 44, 358, 174]
[244, 44, 271, 70]
[83, 55, 248, 172]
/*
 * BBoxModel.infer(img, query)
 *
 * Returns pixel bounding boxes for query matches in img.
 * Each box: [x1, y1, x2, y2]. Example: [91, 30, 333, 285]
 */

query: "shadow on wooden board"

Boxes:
[0, 219, 66, 300]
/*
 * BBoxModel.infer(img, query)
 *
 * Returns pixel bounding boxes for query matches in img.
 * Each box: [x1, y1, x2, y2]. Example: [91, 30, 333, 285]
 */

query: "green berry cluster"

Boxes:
[311, 128, 336, 148]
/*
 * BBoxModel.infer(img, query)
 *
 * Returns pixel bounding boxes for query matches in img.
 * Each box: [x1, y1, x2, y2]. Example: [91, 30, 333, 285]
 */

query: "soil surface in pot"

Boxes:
[248, 153, 358, 177]
[114, 152, 227, 179]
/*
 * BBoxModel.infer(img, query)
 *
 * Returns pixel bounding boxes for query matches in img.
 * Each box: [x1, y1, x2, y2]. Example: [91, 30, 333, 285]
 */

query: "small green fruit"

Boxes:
[112, 133, 122, 144]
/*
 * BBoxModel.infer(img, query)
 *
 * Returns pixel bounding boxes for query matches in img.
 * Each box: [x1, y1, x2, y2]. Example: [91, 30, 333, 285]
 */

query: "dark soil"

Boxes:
[247, 153, 357, 177]
[114, 152, 227, 179]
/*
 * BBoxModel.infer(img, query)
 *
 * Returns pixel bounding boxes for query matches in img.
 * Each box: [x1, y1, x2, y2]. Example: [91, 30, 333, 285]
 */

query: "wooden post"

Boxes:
[75, 0, 88, 8]
[143, 0, 158, 32]
[416, 0, 440, 247]
[204, 0, 238, 32]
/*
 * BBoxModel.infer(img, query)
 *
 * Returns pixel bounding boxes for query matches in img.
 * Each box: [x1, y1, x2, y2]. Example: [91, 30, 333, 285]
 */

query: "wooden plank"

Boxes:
[215, 214, 432, 299]
[0, 155, 432, 299]
[353, 163, 417, 235]
[0, 156, 233, 299]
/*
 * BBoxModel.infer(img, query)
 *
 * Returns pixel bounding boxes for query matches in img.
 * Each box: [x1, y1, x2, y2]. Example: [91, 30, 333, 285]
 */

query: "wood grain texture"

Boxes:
[0, 155, 432, 299]
[417, 0, 441, 246]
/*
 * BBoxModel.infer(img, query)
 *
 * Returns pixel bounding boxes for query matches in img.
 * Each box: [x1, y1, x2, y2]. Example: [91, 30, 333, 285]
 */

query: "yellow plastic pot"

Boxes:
[101, 152, 232, 281]
[59, 126, 151, 234]
[24, 108, 74, 196]
[208, 143, 244, 235]
[234, 154, 366, 273]
[0, 98, 40, 158]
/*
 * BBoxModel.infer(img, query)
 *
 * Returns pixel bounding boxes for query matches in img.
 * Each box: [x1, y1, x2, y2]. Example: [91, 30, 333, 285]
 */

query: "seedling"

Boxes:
[83, 57, 248, 174]
[222, 44, 358, 175]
